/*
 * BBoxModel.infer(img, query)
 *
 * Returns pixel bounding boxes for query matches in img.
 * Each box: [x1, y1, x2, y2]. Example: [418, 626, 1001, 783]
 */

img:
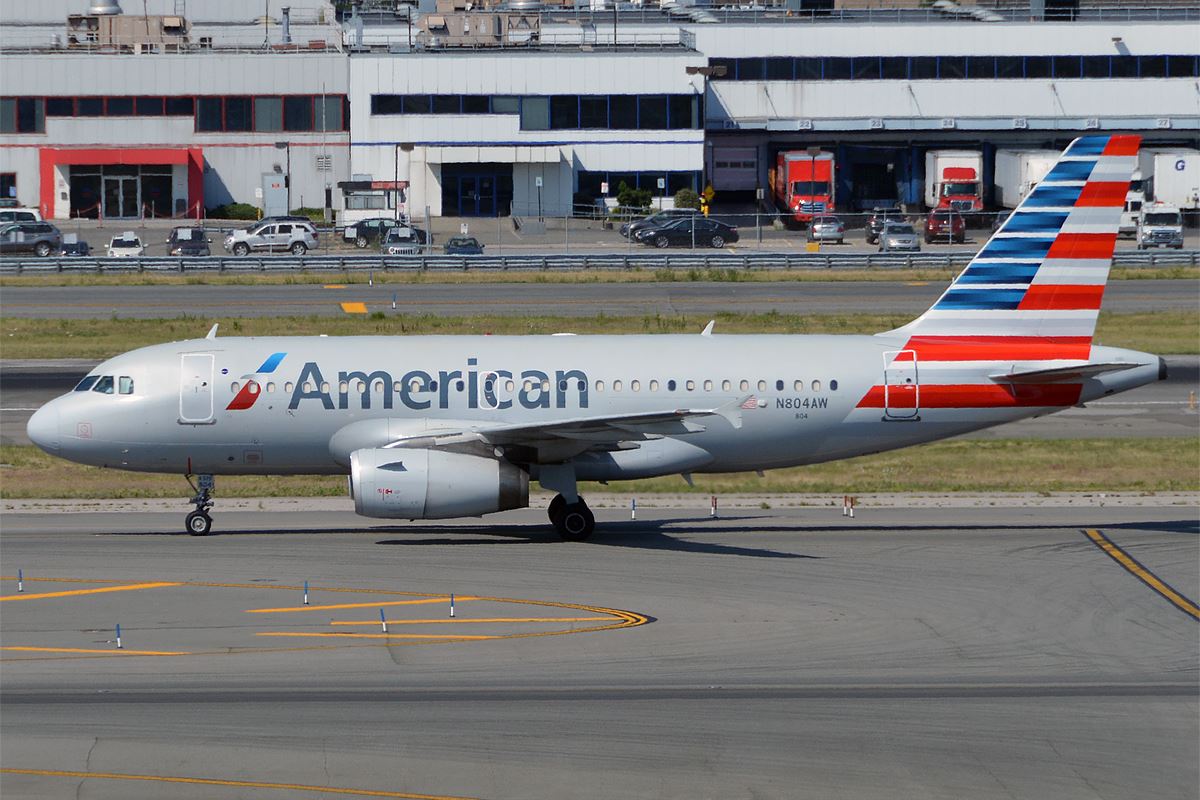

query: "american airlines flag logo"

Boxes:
[226, 352, 286, 411]
[740, 396, 759, 409]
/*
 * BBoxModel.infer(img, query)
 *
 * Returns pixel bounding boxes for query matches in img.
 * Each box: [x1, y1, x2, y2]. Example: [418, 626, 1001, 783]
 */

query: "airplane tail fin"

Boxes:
[887, 135, 1141, 355]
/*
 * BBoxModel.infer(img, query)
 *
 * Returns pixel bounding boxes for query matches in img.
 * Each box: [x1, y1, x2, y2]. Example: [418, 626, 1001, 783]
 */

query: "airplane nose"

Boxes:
[26, 402, 60, 453]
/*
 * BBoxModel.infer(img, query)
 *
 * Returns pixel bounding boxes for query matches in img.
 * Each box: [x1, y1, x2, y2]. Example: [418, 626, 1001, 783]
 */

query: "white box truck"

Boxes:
[924, 150, 983, 211]
[1120, 168, 1144, 238]
[993, 149, 1060, 209]
[1138, 148, 1199, 211]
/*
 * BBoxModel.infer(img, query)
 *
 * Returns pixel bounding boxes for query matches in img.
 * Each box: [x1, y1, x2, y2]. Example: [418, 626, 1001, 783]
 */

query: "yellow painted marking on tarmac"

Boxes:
[324, 284, 347, 289]
[0, 582, 180, 602]
[905, 281, 929, 286]
[258, 632, 498, 641]
[341, 301, 368, 314]
[1084, 529, 1200, 621]
[0, 768, 478, 800]
[1, 646, 188, 656]
[247, 596, 478, 614]
[329, 616, 617, 626]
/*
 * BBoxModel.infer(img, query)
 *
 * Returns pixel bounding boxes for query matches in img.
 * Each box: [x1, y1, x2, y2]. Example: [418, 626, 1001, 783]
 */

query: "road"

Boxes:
[1, 504, 1196, 799]
[2, 278, 1196, 319]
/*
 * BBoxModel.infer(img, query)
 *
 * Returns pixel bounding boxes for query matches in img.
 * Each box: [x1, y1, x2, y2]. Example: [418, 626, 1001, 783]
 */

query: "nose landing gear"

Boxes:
[185, 474, 215, 536]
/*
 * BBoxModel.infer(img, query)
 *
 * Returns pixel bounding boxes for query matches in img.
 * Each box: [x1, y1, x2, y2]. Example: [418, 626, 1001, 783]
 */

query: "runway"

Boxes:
[1, 278, 1195, 319]
[3, 355, 1196, 446]
[1, 505, 1196, 799]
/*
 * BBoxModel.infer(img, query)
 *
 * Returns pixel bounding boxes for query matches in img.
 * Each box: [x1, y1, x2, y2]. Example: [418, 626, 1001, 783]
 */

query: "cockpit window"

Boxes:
[74, 375, 99, 392]
[119, 376, 134, 395]
[92, 375, 115, 394]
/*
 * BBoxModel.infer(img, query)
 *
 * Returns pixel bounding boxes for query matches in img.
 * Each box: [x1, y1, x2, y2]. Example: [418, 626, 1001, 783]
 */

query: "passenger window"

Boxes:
[231, 381, 240, 392]
[739, 380, 750, 391]
[266, 382, 275, 393]
[373, 380, 385, 393]
[812, 380, 822, 392]
[631, 380, 641, 392]
[92, 376, 115, 394]
[704, 380, 712, 391]
[775, 380, 784, 391]
[794, 380, 803, 392]
[74, 376, 99, 392]
[302, 382, 312, 392]
[649, 380, 659, 392]
[322, 382, 331, 393]
[686, 380, 695, 391]
[393, 380, 402, 392]
[505, 379, 515, 392]
[356, 380, 366, 392]
[558, 380, 568, 392]
[541, 380, 550, 392]
[721, 380, 731, 391]
[613, 380, 623, 392]
[285, 382, 294, 393]
[757, 380, 767, 392]
[830, 379, 839, 391]
[595, 380, 605, 392]
[667, 380, 676, 391]
[118, 376, 134, 395]
[339, 381, 349, 394]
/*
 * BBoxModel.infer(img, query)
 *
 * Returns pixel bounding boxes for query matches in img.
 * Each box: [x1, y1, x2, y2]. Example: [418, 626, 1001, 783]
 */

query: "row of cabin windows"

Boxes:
[74, 375, 134, 395]
[231, 378, 839, 395]
[707, 54, 1200, 82]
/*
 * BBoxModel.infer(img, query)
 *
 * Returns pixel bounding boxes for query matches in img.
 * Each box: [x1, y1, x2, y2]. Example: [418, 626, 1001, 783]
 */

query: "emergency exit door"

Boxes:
[179, 353, 215, 424]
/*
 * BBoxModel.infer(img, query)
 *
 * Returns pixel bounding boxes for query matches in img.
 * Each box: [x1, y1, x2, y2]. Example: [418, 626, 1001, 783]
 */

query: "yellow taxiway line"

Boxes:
[0, 582, 180, 602]
[329, 616, 616, 626]
[0, 768, 478, 800]
[1084, 529, 1200, 620]
[257, 632, 498, 640]
[340, 301, 368, 314]
[246, 597, 477, 614]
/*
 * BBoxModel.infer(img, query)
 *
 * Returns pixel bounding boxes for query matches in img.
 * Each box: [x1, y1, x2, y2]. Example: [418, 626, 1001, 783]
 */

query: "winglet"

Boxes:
[701, 320, 715, 337]
[205, 323, 219, 340]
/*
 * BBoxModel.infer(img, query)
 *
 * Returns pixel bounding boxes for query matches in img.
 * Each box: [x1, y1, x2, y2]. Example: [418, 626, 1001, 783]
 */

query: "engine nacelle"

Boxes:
[350, 448, 528, 520]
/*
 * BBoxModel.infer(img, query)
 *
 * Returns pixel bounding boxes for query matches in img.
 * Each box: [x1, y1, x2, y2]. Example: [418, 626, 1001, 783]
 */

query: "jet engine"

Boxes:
[349, 448, 528, 519]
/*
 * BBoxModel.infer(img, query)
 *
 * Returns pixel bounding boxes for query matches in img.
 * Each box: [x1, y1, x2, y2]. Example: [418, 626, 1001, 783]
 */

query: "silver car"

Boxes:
[224, 220, 318, 256]
[807, 215, 845, 244]
[878, 222, 920, 252]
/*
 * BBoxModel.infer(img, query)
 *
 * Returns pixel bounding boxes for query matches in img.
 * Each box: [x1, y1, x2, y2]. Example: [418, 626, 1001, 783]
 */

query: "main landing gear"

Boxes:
[548, 494, 594, 541]
[185, 474, 215, 536]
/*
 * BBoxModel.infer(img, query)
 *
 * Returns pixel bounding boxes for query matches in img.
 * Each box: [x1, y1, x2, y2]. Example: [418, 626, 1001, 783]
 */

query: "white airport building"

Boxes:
[1, 0, 1197, 220]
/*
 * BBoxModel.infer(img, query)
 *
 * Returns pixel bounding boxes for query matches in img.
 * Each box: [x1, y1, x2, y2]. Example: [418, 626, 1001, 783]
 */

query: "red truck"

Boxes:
[774, 150, 835, 224]
[924, 150, 984, 212]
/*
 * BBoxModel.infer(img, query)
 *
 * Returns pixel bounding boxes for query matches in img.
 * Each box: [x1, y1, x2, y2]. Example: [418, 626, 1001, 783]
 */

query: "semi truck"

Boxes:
[993, 149, 1059, 208]
[924, 150, 983, 212]
[1138, 148, 1200, 211]
[773, 150, 835, 224]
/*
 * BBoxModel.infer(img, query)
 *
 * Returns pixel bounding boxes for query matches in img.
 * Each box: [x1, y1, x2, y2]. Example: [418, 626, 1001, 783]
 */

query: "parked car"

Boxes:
[635, 217, 739, 249]
[924, 209, 965, 244]
[224, 220, 318, 256]
[807, 214, 845, 244]
[442, 236, 484, 255]
[0, 221, 62, 257]
[878, 222, 921, 252]
[344, 217, 402, 248]
[381, 227, 423, 255]
[167, 226, 211, 257]
[107, 232, 145, 258]
[619, 208, 698, 239]
[60, 239, 91, 256]
[865, 207, 905, 245]
[0, 207, 42, 224]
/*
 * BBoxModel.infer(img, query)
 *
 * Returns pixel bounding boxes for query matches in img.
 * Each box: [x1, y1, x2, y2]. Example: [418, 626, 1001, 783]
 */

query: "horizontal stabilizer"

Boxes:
[989, 362, 1140, 384]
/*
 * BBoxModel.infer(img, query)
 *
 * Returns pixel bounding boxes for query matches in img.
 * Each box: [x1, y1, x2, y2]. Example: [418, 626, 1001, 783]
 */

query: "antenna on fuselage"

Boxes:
[206, 324, 219, 340]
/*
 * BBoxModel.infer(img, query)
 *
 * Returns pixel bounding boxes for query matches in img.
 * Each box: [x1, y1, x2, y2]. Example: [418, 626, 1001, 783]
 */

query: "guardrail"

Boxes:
[2, 250, 1196, 274]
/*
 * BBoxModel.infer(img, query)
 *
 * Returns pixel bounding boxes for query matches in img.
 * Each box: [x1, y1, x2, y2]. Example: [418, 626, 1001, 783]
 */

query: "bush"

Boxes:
[290, 207, 326, 223]
[674, 188, 701, 210]
[207, 202, 260, 220]
[616, 181, 652, 212]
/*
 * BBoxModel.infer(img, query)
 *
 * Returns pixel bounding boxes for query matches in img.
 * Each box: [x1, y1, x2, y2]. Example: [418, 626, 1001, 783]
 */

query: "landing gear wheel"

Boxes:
[186, 511, 212, 536]
[555, 500, 595, 542]
[547, 494, 566, 524]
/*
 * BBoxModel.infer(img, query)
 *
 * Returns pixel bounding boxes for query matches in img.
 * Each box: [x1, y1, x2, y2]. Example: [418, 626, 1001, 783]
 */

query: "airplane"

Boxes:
[26, 135, 1165, 540]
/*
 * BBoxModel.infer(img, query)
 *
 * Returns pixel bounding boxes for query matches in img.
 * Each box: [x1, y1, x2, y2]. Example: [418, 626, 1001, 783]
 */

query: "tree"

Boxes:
[616, 181, 652, 212]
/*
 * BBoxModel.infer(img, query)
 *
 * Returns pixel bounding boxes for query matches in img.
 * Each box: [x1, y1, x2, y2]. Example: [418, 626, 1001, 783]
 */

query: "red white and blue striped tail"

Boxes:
[889, 134, 1140, 352]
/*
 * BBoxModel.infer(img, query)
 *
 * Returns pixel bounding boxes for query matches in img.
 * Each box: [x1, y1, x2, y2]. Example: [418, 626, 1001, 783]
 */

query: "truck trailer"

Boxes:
[993, 149, 1059, 209]
[1138, 148, 1200, 211]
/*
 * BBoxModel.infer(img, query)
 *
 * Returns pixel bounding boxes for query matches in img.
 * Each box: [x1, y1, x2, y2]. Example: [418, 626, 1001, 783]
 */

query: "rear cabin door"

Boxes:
[883, 350, 919, 420]
[179, 353, 215, 424]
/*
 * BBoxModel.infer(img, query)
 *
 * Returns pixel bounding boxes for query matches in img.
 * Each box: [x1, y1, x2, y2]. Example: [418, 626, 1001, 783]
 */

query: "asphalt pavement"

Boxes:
[1, 504, 1196, 800]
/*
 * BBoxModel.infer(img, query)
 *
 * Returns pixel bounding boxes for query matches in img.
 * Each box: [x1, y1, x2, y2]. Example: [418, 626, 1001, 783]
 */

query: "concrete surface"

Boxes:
[1, 504, 1196, 799]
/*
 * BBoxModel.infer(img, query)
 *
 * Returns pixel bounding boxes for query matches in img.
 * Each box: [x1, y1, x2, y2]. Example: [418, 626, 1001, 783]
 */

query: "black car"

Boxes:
[443, 236, 484, 255]
[0, 221, 62, 257]
[167, 226, 212, 257]
[865, 207, 905, 245]
[60, 240, 91, 256]
[619, 208, 698, 239]
[634, 217, 738, 249]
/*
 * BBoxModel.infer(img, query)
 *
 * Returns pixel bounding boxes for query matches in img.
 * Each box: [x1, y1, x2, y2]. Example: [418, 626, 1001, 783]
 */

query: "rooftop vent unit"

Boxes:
[88, 0, 122, 13]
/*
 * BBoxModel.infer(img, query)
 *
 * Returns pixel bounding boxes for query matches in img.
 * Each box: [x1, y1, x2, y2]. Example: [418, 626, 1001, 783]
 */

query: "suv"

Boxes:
[344, 217, 403, 248]
[0, 221, 62, 256]
[924, 209, 965, 244]
[0, 207, 42, 224]
[167, 226, 212, 257]
[619, 208, 698, 239]
[380, 227, 424, 255]
[224, 220, 318, 256]
[865, 207, 905, 245]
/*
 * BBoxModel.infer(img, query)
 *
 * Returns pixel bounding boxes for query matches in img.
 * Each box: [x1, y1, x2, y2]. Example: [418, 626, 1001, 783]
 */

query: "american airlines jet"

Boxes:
[26, 136, 1164, 540]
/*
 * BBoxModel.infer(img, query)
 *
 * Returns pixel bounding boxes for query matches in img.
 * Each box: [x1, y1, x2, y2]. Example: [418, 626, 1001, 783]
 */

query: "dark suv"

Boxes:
[865, 207, 905, 245]
[0, 221, 62, 257]
[167, 226, 212, 257]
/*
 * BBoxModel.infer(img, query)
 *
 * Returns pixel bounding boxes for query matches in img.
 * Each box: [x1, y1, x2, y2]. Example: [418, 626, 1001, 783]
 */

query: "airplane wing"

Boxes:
[989, 362, 1141, 384]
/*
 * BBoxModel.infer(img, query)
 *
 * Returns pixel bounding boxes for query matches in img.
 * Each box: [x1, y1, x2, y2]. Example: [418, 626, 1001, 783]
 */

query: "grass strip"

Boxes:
[2, 310, 1196, 359]
[0, 265, 1194, 288]
[2, 439, 1195, 500]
